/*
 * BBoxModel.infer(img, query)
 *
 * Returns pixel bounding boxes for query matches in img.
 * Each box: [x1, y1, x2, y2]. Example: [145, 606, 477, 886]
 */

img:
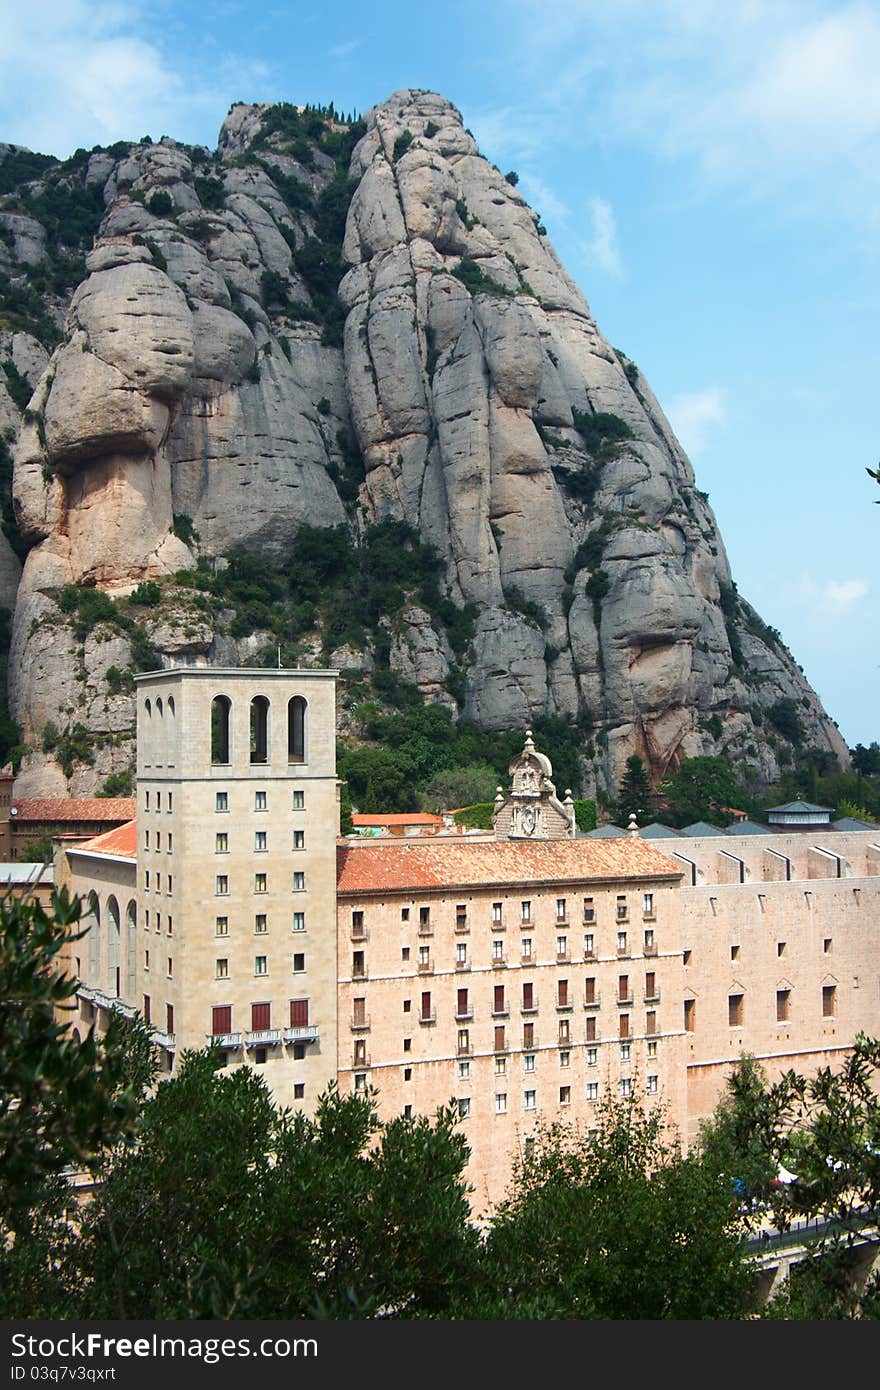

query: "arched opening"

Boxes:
[125, 900, 137, 997]
[288, 696, 306, 764]
[250, 696, 269, 765]
[211, 695, 231, 764]
[167, 696, 175, 718]
[86, 891, 101, 985]
[107, 896, 121, 997]
[156, 697, 163, 718]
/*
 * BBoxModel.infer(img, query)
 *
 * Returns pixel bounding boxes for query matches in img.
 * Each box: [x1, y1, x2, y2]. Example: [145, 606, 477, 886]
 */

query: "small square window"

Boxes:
[458, 1060, 470, 1079]
[255, 956, 267, 976]
[255, 831, 267, 852]
[560, 1085, 571, 1105]
[524, 1053, 535, 1072]
[729, 993, 744, 1027]
[647, 1075, 658, 1094]
[586, 1047, 597, 1067]
[402, 946, 410, 961]
[620, 1078, 632, 1098]
[620, 1043, 631, 1061]
[293, 1083, 305, 1100]
[617, 931, 628, 952]
[293, 830, 305, 850]
[215, 916, 228, 936]
[403, 1037, 412, 1052]
[492, 902, 503, 923]
[495, 1056, 506, 1075]
[643, 892, 654, 916]
[492, 939, 504, 960]
[822, 985, 836, 1017]
[255, 873, 267, 893]
[586, 1082, 598, 1101]
[521, 900, 531, 922]
[521, 937, 532, 958]
[292, 790, 304, 810]
[560, 1050, 570, 1068]
[777, 941, 786, 957]
[293, 872, 305, 892]
[354, 1073, 366, 1092]
[647, 1039, 658, 1057]
[403, 999, 411, 1012]
[584, 932, 594, 956]
[216, 875, 228, 895]
[495, 1092, 507, 1114]
[776, 989, 791, 1022]
[731, 944, 740, 960]
[255, 790, 267, 811]
[401, 907, 410, 922]
[216, 958, 228, 979]
[404, 1067, 412, 1081]
[824, 938, 833, 954]
[292, 952, 305, 972]
[524, 1089, 536, 1110]
[255, 913, 267, 934]
[216, 792, 228, 812]
[293, 912, 305, 932]
[683, 949, 692, 966]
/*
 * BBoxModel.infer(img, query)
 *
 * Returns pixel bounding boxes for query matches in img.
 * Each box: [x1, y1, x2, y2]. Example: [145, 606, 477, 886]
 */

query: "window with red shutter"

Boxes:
[290, 999, 309, 1028]
[494, 1025, 506, 1052]
[585, 977, 596, 1004]
[143, 994, 151, 1024]
[251, 1001, 271, 1031]
[212, 1005, 231, 1035]
[457, 988, 469, 1017]
[494, 984, 505, 1013]
[558, 980, 568, 1007]
[522, 982, 534, 1010]
[166, 1003, 174, 1034]
[421, 990, 431, 1020]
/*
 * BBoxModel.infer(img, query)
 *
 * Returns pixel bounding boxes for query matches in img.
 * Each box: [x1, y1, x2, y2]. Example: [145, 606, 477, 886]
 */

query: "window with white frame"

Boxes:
[254, 873, 267, 894]
[254, 956, 267, 976]
[586, 1047, 597, 1067]
[492, 939, 504, 961]
[255, 831, 267, 852]
[293, 912, 305, 932]
[255, 914, 267, 934]
[495, 1092, 507, 1114]
[456, 942, 467, 965]
[458, 1060, 469, 1079]
[293, 830, 305, 850]
[215, 916, 228, 936]
[215, 875, 228, 895]
[620, 1078, 632, 1097]
[521, 900, 531, 921]
[647, 1075, 658, 1093]
[524, 1053, 535, 1072]
[521, 937, 532, 959]
[293, 872, 305, 891]
[293, 790, 305, 810]
[215, 791, 228, 812]
[457, 1098, 470, 1118]
[216, 958, 228, 979]
[254, 791, 267, 811]
[524, 1090, 536, 1110]
[584, 932, 594, 956]
[586, 1082, 598, 1101]
[495, 1055, 506, 1075]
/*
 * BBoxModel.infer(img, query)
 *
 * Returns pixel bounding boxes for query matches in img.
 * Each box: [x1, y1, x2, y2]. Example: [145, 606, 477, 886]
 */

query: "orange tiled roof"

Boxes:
[351, 812, 445, 827]
[337, 837, 682, 894]
[73, 819, 137, 860]
[10, 797, 136, 823]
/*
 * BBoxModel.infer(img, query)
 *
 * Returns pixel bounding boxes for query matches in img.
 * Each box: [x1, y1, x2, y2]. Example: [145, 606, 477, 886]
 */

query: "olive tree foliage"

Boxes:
[0, 887, 155, 1228]
[465, 1093, 757, 1319]
[700, 1042, 880, 1318]
[5, 1052, 480, 1320]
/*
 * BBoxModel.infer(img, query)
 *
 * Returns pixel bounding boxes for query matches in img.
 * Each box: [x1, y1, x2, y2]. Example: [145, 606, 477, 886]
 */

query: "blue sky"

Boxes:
[1, 0, 877, 747]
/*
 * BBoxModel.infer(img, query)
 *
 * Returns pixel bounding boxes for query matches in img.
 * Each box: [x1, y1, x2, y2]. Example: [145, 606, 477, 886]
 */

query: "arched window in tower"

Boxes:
[211, 695, 231, 765]
[250, 696, 270, 765]
[106, 896, 121, 998]
[86, 891, 101, 984]
[288, 696, 306, 764]
[125, 900, 137, 998]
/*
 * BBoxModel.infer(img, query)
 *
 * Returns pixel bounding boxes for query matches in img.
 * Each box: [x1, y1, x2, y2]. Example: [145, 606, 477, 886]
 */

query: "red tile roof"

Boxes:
[10, 797, 136, 824]
[337, 837, 682, 894]
[352, 813, 445, 827]
[72, 819, 137, 860]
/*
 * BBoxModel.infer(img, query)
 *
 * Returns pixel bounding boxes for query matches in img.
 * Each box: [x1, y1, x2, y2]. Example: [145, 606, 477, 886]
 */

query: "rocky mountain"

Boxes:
[0, 90, 848, 798]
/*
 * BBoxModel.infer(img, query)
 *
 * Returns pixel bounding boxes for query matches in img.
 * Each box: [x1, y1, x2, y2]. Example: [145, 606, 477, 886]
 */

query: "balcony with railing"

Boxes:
[617, 993, 634, 1007]
[455, 1005, 474, 1022]
[246, 1028, 281, 1046]
[207, 1031, 242, 1048]
[417, 960, 434, 974]
[644, 989, 661, 1004]
[583, 993, 601, 1010]
[284, 1024, 319, 1043]
[419, 1008, 437, 1026]
[350, 1013, 371, 1032]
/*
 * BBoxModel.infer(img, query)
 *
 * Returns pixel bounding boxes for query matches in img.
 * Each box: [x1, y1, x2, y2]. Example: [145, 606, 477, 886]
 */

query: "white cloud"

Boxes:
[0, 3, 232, 155]
[666, 387, 727, 456]
[785, 572, 869, 617]
[577, 197, 624, 279]
[328, 39, 362, 61]
[496, 1, 880, 227]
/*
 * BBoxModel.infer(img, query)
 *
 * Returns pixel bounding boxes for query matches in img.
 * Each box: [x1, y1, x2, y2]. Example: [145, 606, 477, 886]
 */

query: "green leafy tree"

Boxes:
[0, 888, 150, 1229]
[616, 754, 654, 822]
[419, 763, 499, 813]
[469, 1094, 755, 1318]
[660, 755, 742, 826]
[51, 1065, 477, 1319]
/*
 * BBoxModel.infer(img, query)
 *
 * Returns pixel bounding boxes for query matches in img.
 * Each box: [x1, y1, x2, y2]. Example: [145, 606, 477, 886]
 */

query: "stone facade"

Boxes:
[56, 676, 880, 1211]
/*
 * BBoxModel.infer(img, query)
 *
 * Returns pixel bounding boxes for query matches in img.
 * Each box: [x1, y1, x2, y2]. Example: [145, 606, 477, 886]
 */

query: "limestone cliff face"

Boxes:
[0, 93, 847, 795]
